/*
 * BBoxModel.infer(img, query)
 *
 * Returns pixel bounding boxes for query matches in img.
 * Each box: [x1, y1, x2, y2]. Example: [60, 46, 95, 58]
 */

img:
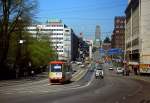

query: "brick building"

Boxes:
[111, 16, 125, 50]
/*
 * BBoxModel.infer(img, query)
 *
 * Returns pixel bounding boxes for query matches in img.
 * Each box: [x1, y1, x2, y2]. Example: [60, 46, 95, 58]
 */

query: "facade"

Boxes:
[102, 43, 111, 51]
[71, 30, 79, 61]
[111, 16, 125, 50]
[125, 0, 150, 73]
[26, 19, 79, 61]
[85, 40, 93, 60]
[94, 25, 101, 47]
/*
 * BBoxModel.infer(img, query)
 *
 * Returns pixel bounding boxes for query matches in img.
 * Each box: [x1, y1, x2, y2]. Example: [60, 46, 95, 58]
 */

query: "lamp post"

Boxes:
[14, 17, 24, 78]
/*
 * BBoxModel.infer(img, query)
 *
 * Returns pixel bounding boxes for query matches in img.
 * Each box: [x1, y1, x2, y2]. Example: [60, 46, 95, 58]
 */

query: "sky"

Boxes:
[36, 0, 127, 40]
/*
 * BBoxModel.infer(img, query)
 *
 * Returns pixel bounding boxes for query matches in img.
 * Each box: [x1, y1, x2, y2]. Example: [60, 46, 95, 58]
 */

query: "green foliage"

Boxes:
[28, 38, 56, 68]
[0, 0, 37, 60]
[6, 31, 56, 70]
[7, 32, 18, 65]
[103, 37, 111, 43]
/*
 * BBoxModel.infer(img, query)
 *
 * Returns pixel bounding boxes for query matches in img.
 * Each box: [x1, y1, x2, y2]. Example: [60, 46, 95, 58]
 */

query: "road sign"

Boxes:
[107, 48, 124, 55]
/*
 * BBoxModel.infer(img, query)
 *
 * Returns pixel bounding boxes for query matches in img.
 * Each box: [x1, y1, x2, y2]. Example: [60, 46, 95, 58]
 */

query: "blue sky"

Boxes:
[36, 0, 127, 40]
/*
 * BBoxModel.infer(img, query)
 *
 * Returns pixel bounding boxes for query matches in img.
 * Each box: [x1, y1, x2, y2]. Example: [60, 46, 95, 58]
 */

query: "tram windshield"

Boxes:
[50, 64, 62, 72]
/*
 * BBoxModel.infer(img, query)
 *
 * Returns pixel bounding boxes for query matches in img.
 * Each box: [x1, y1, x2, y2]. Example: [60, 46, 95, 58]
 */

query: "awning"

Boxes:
[128, 61, 139, 65]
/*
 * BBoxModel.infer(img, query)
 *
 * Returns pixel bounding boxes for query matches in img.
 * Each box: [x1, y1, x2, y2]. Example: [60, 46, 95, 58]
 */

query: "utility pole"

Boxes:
[14, 17, 23, 78]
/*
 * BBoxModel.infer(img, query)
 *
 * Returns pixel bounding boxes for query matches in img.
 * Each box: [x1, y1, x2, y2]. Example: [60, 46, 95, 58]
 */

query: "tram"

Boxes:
[48, 61, 72, 83]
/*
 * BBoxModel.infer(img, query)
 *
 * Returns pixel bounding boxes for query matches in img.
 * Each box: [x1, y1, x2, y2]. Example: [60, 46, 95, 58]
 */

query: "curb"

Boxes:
[130, 75, 150, 83]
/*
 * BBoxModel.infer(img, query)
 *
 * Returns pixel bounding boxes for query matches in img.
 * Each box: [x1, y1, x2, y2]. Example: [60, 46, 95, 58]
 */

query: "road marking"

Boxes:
[28, 91, 33, 93]
[43, 84, 51, 86]
[41, 73, 94, 93]
[69, 72, 94, 90]
[0, 68, 91, 95]
[5, 92, 13, 94]
[74, 70, 86, 81]
[13, 88, 24, 91]
[41, 91, 49, 93]
[72, 70, 83, 79]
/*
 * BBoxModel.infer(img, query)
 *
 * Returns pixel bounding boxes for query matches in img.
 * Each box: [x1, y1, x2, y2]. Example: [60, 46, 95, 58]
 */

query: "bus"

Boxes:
[48, 61, 72, 83]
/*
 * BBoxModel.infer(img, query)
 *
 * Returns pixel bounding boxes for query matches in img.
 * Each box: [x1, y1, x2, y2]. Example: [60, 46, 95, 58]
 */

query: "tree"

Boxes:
[0, 0, 37, 68]
[103, 37, 111, 43]
[28, 37, 56, 70]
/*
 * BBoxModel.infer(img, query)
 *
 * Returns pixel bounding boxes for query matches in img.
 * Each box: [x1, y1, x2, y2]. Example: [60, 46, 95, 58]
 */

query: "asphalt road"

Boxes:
[0, 51, 150, 103]
[0, 63, 150, 103]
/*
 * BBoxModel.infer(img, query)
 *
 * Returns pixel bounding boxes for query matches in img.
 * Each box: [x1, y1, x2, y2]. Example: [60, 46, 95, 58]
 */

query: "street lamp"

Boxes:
[14, 17, 24, 78]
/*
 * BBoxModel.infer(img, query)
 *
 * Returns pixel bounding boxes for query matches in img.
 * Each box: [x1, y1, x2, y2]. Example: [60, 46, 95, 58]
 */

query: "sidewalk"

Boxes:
[131, 75, 150, 83]
[0, 72, 48, 87]
[127, 72, 150, 83]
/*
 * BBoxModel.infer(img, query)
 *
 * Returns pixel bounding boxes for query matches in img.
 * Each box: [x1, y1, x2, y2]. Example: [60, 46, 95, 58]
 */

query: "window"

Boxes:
[65, 30, 70, 32]
[50, 64, 62, 72]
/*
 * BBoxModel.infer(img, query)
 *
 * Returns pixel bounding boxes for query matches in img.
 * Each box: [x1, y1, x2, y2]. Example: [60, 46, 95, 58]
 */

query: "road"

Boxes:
[0, 64, 150, 103]
[0, 52, 150, 103]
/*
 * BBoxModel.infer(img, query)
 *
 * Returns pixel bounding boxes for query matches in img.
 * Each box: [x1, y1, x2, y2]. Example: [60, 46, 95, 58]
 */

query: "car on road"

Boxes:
[70, 61, 75, 64]
[76, 61, 82, 65]
[109, 66, 113, 70]
[95, 68, 104, 79]
[95, 64, 104, 79]
[80, 64, 85, 68]
[116, 67, 124, 74]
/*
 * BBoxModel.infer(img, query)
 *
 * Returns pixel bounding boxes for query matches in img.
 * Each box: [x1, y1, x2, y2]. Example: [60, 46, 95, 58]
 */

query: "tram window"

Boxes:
[63, 64, 68, 72]
[51, 64, 62, 72]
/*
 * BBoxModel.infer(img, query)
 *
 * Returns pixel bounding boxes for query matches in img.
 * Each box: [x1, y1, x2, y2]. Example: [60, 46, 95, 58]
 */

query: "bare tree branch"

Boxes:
[0, 0, 37, 66]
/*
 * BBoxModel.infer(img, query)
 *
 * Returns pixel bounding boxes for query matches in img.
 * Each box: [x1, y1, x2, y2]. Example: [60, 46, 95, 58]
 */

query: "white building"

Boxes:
[125, 0, 150, 74]
[26, 19, 73, 60]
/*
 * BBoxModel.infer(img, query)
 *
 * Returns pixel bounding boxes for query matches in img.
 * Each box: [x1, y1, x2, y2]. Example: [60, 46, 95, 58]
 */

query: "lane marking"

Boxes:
[68, 72, 95, 90]
[28, 91, 33, 93]
[72, 70, 84, 79]
[41, 91, 49, 93]
[5, 92, 13, 95]
[73, 70, 86, 81]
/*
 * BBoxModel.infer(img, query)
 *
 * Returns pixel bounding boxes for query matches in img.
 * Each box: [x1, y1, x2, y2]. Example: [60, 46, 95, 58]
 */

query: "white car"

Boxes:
[95, 69, 104, 79]
[80, 64, 85, 68]
[109, 66, 113, 70]
[76, 61, 82, 65]
[116, 67, 124, 74]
